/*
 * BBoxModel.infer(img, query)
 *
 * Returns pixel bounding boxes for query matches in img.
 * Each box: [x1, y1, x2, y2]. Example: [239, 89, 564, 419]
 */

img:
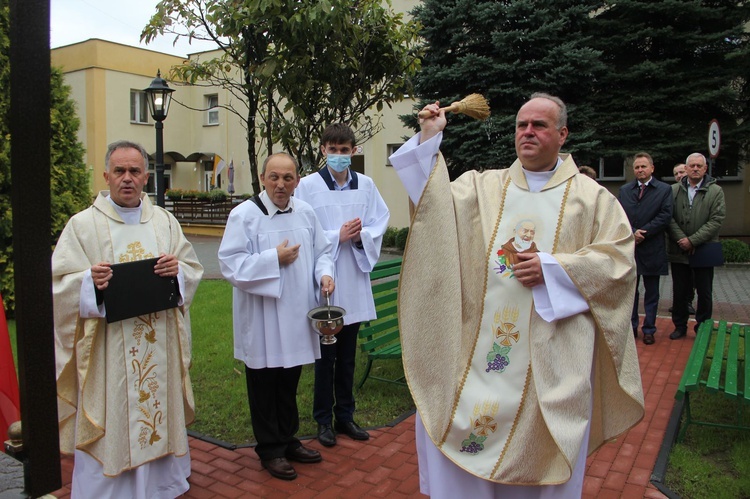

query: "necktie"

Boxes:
[638, 184, 646, 200]
[276, 209, 291, 215]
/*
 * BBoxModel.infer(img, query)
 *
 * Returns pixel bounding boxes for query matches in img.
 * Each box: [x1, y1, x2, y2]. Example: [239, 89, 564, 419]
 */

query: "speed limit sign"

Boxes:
[708, 120, 721, 159]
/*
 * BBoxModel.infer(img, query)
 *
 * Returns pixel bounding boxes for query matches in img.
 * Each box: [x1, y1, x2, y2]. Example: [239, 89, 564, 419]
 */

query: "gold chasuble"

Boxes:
[400, 154, 644, 485]
[54, 193, 202, 477]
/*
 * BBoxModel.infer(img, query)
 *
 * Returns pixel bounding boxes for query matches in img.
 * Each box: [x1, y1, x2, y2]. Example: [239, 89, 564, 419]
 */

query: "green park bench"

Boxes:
[356, 257, 406, 389]
[674, 319, 750, 441]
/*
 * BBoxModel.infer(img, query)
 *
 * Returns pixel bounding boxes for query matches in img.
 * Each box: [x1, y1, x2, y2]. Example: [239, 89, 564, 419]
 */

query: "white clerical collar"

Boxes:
[107, 195, 142, 225]
[260, 190, 295, 217]
[523, 157, 562, 193]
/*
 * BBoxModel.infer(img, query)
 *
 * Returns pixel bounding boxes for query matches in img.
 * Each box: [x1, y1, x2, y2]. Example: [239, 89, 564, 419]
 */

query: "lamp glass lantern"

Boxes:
[144, 70, 174, 122]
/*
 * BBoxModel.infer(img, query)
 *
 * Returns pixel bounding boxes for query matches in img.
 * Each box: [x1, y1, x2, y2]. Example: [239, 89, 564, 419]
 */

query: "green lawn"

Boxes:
[666, 391, 750, 498]
[186, 279, 413, 444]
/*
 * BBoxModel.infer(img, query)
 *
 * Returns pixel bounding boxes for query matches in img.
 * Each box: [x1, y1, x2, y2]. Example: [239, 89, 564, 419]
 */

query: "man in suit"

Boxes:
[618, 152, 673, 344]
[668, 153, 726, 339]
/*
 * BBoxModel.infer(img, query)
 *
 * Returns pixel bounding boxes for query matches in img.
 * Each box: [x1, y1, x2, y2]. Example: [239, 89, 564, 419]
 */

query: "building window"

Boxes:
[386, 143, 403, 166]
[206, 94, 219, 125]
[130, 90, 149, 124]
[598, 156, 626, 181]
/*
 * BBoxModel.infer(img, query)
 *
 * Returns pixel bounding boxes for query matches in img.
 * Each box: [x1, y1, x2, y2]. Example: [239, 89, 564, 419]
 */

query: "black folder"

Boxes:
[103, 257, 181, 323]
[688, 241, 725, 268]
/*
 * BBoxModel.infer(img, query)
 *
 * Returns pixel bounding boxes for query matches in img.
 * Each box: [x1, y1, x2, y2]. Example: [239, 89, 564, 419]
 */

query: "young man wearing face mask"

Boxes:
[295, 123, 390, 447]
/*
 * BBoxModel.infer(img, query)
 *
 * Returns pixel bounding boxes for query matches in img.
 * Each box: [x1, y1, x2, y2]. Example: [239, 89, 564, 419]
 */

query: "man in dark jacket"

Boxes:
[667, 153, 726, 339]
[618, 152, 673, 345]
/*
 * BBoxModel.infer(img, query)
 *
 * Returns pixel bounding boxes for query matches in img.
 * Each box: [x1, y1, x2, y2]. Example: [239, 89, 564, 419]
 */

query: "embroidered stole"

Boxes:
[438, 178, 567, 480]
[107, 220, 170, 467]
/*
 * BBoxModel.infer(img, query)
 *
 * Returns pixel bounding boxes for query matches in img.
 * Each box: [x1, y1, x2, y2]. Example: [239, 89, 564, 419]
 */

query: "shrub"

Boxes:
[208, 189, 228, 202]
[721, 239, 750, 263]
[195, 191, 210, 201]
[395, 227, 409, 250]
[165, 188, 184, 200]
[383, 226, 399, 247]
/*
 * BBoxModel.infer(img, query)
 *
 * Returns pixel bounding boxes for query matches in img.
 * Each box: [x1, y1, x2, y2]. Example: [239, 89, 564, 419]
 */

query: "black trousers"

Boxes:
[244, 365, 302, 461]
[671, 263, 714, 333]
[313, 322, 360, 424]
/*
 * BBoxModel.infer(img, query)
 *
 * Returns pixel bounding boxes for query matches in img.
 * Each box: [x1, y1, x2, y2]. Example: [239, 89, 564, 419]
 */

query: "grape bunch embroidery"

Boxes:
[486, 306, 520, 374]
[460, 401, 499, 455]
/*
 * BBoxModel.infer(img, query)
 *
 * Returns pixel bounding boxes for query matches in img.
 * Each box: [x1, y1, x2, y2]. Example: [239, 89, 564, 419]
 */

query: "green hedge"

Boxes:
[721, 239, 750, 263]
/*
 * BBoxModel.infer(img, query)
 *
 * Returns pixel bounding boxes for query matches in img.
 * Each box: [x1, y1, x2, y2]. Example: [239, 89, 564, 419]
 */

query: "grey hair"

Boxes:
[685, 152, 706, 164]
[528, 92, 568, 129]
[105, 140, 149, 172]
[261, 152, 300, 175]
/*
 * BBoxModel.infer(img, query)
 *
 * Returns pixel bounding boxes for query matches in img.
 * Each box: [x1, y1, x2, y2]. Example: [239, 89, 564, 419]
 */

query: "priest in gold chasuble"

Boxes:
[53, 141, 203, 499]
[389, 95, 644, 498]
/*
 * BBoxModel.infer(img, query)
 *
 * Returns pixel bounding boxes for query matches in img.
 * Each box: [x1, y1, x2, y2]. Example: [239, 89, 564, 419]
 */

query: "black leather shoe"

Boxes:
[643, 334, 655, 345]
[334, 420, 370, 441]
[286, 445, 322, 463]
[688, 304, 696, 315]
[669, 329, 687, 340]
[317, 424, 336, 447]
[261, 457, 297, 480]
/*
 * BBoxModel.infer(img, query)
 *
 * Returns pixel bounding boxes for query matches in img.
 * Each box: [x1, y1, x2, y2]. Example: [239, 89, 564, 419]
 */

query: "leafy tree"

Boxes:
[0, 2, 89, 314]
[142, 0, 420, 192]
[588, 0, 750, 179]
[406, 0, 606, 179]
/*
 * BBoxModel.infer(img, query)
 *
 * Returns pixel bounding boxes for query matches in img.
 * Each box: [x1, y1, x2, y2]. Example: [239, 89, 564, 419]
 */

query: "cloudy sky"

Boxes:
[51, 0, 219, 57]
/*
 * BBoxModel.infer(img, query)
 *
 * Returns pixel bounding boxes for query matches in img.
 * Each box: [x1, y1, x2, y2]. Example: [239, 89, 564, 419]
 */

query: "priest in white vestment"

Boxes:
[389, 94, 645, 498]
[53, 140, 204, 499]
[218, 152, 335, 481]
[294, 123, 390, 446]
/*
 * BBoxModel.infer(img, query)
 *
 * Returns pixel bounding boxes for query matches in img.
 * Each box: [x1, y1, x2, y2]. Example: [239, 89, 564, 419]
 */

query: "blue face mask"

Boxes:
[326, 154, 351, 173]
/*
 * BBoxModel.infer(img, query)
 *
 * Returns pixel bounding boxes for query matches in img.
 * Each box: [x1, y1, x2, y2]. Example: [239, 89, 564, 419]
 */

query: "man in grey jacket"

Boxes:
[667, 152, 726, 339]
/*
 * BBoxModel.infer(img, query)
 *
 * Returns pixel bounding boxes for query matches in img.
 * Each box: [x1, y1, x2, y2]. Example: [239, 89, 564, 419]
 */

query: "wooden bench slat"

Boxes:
[706, 321, 729, 393]
[725, 323, 741, 397]
[369, 258, 403, 280]
[360, 317, 399, 339]
[357, 259, 404, 388]
[681, 320, 714, 393]
[371, 279, 399, 295]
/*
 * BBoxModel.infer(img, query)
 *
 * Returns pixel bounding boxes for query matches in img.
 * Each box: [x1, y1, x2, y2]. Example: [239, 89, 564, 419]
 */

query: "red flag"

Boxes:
[0, 293, 20, 441]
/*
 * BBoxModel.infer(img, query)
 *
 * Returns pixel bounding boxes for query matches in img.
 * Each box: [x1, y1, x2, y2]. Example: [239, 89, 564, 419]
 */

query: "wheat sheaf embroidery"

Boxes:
[485, 306, 520, 373]
[460, 400, 500, 455]
[131, 313, 163, 448]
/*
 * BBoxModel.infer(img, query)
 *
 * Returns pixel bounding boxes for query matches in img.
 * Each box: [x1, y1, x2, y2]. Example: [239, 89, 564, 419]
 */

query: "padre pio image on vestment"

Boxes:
[500, 219, 540, 266]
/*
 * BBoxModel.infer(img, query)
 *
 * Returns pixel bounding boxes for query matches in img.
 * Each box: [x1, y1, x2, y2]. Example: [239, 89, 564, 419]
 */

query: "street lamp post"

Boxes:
[143, 70, 174, 208]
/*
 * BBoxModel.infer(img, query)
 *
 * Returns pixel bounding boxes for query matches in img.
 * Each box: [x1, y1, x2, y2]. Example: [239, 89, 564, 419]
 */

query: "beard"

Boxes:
[514, 238, 533, 251]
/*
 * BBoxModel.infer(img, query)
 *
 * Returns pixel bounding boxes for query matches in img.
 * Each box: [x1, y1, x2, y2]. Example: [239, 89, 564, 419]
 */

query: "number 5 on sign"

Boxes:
[708, 119, 720, 159]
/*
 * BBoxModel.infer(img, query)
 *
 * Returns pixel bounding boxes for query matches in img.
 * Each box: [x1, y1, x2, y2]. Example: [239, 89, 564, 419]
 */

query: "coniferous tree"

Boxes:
[588, 0, 750, 178]
[406, 0, 606, 179]
[0, 2, 89, 313]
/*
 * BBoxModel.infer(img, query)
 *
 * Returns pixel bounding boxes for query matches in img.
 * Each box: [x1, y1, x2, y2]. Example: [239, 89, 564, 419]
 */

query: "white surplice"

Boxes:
[218, 192, 335, 369]
[294, 167, 390, 323]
